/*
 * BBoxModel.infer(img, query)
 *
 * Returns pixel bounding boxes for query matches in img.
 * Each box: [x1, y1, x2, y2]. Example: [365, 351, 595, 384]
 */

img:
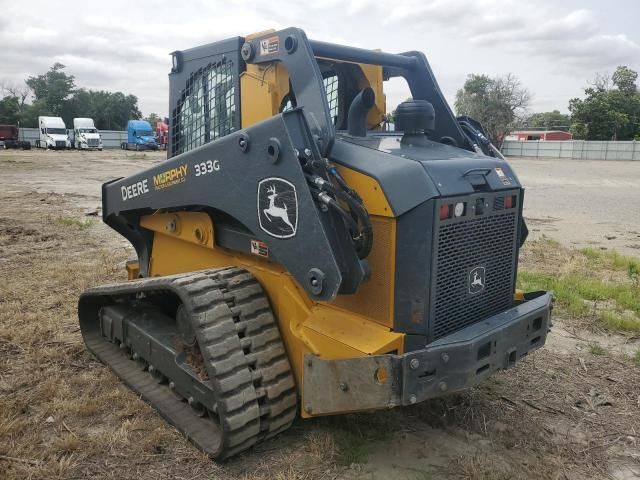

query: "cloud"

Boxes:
[464, 8, 640, 69]
[0, 0, 638, 116]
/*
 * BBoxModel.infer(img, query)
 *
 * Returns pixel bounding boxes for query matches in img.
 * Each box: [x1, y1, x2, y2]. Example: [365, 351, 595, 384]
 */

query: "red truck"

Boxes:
[155, 120, 168, 150]
[0, 124, 31, 150]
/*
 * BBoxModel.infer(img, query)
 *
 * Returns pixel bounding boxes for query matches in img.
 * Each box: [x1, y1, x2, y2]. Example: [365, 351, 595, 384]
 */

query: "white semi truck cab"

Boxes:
[37, 116, 71, 150]
[72, 118, 103, 150]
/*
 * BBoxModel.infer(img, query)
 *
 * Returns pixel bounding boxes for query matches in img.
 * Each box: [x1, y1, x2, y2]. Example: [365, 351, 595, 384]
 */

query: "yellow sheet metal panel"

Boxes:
[358, 62, 385, 128]
[240, 63, 289, 128]
[303, 305, 403, 356]
[140, 211, 214, 248]
[334, 165, 394, 217]
[142, 213, 405, 409]
[245, 29, 276, 40]
[331, 216, 396, 327]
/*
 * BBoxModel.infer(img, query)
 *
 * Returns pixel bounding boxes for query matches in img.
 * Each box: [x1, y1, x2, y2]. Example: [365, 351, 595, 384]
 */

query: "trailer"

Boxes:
[0, 124, 31, 149]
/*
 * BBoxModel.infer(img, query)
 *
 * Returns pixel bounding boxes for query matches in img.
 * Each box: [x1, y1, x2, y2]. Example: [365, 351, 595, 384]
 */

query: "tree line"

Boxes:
[2, 62, 638, 142]
[455, 65, 640, 145]
[0, 63, 151, 130]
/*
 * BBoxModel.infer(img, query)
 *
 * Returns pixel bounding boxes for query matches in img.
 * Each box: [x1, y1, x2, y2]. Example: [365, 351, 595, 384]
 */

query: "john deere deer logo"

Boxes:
[258, 178, 298, 238]
[468, 266, 486, 295]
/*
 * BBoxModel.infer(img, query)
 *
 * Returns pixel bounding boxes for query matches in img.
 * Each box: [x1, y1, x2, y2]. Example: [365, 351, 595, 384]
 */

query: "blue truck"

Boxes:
[121, 120, 159, 151]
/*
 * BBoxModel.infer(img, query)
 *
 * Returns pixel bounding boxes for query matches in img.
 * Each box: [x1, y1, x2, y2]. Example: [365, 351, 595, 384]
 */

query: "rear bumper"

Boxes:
[302, 292, 553, 416]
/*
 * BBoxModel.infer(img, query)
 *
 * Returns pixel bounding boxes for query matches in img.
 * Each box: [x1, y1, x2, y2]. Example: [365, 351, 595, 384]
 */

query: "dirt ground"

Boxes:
[1, 149, 639, 480]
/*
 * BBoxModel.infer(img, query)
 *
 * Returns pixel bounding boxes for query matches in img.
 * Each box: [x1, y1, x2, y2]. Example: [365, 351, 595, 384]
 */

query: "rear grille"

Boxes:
[432, 209, 518, 340]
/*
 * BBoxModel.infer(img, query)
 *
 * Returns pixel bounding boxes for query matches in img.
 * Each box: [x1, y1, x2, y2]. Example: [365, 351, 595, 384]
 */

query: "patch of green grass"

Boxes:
[325, 411, 398, 466]
[588, 342, 606, 356]
[517, 270, 640, 332]
[333, 429, 369, 465]
[540, 235, 561, 247]
[54, 217, 94, 229]
[600, 311, 640, 332]
[580, 247, 640, 274]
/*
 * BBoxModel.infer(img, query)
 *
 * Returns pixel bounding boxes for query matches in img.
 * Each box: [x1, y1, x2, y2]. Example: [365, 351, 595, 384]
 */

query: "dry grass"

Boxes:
[0, 186, 339, 479]
[1, 151, 639, 479]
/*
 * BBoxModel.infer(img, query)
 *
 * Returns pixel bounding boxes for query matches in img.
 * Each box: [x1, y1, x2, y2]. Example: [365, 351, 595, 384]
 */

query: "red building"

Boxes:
[508, 130, 573, 141]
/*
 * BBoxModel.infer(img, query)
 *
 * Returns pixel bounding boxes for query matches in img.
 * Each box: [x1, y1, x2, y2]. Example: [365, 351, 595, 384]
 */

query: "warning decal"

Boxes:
[251, 239, 270, 258]
[260, 36, 280, 55]
[495, 167, 512, 185]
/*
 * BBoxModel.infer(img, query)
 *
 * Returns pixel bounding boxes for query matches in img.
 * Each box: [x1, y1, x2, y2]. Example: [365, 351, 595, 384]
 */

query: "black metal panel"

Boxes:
[393, 200, 434, 337]
[102, 110, 361, 301]
[330, 136, 440, 217]
[429, 191, 520, 341]
[401, 292, 552, 405]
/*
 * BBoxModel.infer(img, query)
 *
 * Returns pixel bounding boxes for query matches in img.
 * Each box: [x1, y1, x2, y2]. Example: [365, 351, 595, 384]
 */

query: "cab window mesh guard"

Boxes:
[171, 60, 236, 156]
[323, 75, 339, 125]
[281, 74, 340, 125]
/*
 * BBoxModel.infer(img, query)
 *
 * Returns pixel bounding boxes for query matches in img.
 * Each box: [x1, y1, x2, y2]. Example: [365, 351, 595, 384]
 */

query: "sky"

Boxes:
[1, 0, 639, 118]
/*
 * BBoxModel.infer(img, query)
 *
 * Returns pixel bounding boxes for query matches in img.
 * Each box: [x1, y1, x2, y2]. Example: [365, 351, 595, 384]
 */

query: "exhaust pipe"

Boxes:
[347, 87, 375, 137]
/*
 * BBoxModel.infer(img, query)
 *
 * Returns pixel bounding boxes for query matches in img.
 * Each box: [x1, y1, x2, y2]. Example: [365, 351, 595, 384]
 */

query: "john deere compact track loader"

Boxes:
[78, 28, 553, 459]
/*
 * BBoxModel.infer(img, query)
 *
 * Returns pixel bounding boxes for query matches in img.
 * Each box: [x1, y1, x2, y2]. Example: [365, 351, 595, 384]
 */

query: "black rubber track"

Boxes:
[78, 267, 297, 459]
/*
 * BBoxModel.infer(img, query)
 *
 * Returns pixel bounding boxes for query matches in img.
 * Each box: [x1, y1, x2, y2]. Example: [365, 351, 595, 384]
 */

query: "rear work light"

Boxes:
[439, 204, 452, 220]
[504, 195, 516, 209]
[453, 202, 465, 217]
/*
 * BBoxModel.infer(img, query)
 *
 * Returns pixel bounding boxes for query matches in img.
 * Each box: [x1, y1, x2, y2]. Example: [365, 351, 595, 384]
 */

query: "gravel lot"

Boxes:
[510, 157, 640, 257]
[4, 150, 638, 257]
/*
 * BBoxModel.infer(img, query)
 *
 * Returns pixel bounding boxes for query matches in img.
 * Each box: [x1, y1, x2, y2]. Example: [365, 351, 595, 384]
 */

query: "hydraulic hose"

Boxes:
[307, 173, 373, 259]
[309, 186, 360, 235]
[328, 166, 363, 204]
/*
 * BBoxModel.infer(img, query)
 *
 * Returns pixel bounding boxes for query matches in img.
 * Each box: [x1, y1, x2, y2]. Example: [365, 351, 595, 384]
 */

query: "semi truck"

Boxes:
[0, 124, 31, 149]
[71, 118, 103, 150]
[121, 120, 159, 151]
[155, 120, 168, 150]
[36, 116, 71, 149]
